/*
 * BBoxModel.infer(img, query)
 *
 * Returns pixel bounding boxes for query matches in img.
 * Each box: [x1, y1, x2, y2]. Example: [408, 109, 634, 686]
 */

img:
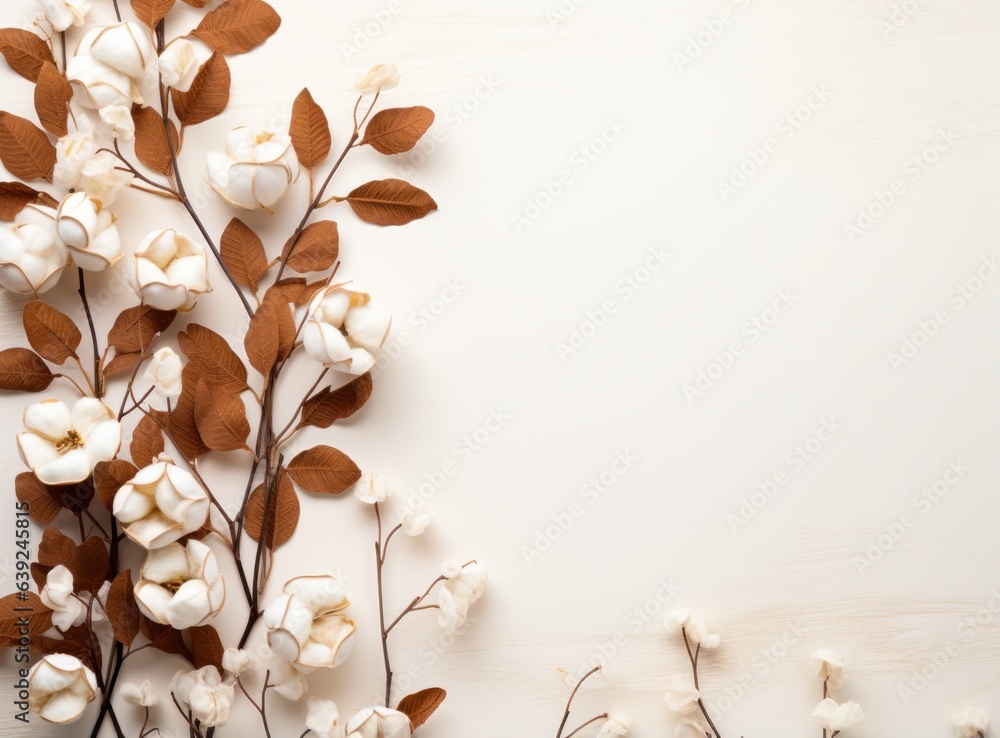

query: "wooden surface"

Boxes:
[1, 0, 1000, 735]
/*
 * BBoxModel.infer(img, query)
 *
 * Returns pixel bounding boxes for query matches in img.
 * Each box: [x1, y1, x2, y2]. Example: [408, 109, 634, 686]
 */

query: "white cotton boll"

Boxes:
[28, 654, 98, 724]
[354, 473, 394, 504]
[664, 676, 702, 713]
[158, 38, 201, 92]
[954, 707, 991, 737]
[37, 0, 90, 32]
[121, 680, 158, 707]
[811, 649, 845, 689]
[811, 699, 864, 732]
[18, 398, 120, 485]
[99, 104, 135, 140]
[398, 500, 430, 536]
[664, 609, 691, 633]
[145, 347, 183, 400]
[306, 698, 342, 738]
[355, 63, 400, 95]
[222, 648, 261, 677]
[206, 127, 298, 212]
[39, 565, 86, 630]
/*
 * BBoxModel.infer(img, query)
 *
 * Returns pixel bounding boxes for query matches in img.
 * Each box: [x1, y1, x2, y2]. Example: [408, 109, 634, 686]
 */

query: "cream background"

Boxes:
[1, 0, 1000, 735]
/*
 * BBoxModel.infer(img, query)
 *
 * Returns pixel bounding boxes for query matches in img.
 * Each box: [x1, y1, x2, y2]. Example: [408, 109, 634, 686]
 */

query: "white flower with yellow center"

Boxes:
[17, 398, 121, 485]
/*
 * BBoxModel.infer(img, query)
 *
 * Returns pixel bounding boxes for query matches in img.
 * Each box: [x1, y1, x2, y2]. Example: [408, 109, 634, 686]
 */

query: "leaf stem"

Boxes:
[77, 268, 101, 398]
[556, 666, 601, 738]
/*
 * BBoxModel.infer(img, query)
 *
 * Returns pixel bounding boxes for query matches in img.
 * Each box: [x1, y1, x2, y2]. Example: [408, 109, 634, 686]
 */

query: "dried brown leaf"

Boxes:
[346, 179, 437, 226]
[172, 52, 230, 126]
[245, 301, 280, 377]
[132, 105, 179, 175]
[290, 88, 330, 169]
[285, 219, 338, 273]
[33, 62, 72, 137]
[0, 592, 52, 638]
[0, 111, 56, 182]
[220, 217, 267, 291]
[194, 379, 250, 452]
[271, 277, 325, 306]
[108, 305, 176, 355]
[140, 616, 195, 664]
[286, 445, 361, 495]
[103, 351, 142, 377]
[167, 377, 210, 460]
[259, 284, 297, 360]
[130, 412, 164, 468]
[361, 106, 434, 156]
[0, 181, 47, 220]
[106, 570, 140, 646]
[244, 467, 298, 549]
[15, 472, 61, 524]
[190, 625, 224, 669]
[94, 459, 139, 510]
[181, 0, 212, 6]
[397, 687, 447, 730]
[193, 0, 281, 54]
[297, 372, 373, 430]
[0, 28, 55, 82]
[0, 347, 54, 392]
[38, 529, 109, 593]
[178, 323, 248, 393]
[131, 0, 176, 27]
[23, 300, 80, 364]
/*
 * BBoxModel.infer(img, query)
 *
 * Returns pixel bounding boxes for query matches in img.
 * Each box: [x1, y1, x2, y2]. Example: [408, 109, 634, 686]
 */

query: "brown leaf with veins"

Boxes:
[0, 29, 55, 82]
[194, 379, 250, 452]
[220, 218, 268, 291]
[290, 88, 331, 169]
[286, 445, 361, 495]
[361, 107, 435, 156]
[130, 0, 176, 27]
[107, 305, 176, 355]
[130, 412, 164, 468]
[285, 220, 339, 273]
[297, 373, 373, 430]
[106, 570, 140, 647]
[193, 0, 281, 54]
[15, 472, 61, 524]
[346, 179, 438, 226]
[34, 62, 72, 137]
[172, 52, 230, 126]
[132, 105, 179, 175]
[397, 688, 447, 730]
[245, 467, 298, 549]
[0, 592, 52, 638]
[0, 112, 56, 182]
[0, 347, 54, 392]
[190, 625, 225, 669]
[23, 300, 80, 365]
[245, 301, 280, 377]
[0, 181, 50, 220]
[94, 459, 139, 511]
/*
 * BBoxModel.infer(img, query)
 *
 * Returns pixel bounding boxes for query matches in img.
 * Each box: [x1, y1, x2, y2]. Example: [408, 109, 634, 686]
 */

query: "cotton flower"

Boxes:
[39, 565, 86, 630]
[307, 698, 343, 738]
[67, 46, 136, 111]
[441, 560, 463, 579]
[687, 618, 721, 650]
[69, 22, 156, 112]
[954, 707, 990, 737]
[99, 104, 134, 140]
[145, 347, 183, 401]
[158, 39, 200, 92]
[812, 649, 845, 689]
[133, 229, 212, 311]
[345, 706, 411, 738]
[665, 676, 702, 713]
[206, 127, 299, 212]
[37, 0, 90, 31]
[811, 699, 864, 732]
[267, 655, 308, 701]
[665, 609, 691, 633]
[18, 398, 121, 485]
[674, 718, 708, 738]
[28, 654, 98, 724]
[113, 461, 210, 549]
[221, 648, 260, 677]
[55, 192, 122, 271]
[355, 63, 399, 95]
[0, 206, 69, 295]
[597, 712, 630, 737]
[121, 679, 159, 707]
[134, 539, 225, 630]
[398, 499, 430, 536]
[303, 286, 392, 375]
[437, 561, 487, 633]
[354, 472, 395, 504]
[263, 575, 356, 672]
[170, 666, 233, 728]
[53, 132, 133, 204]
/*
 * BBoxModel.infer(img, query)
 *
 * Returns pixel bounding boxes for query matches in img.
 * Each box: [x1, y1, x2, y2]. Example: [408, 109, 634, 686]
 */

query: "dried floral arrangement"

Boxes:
[0, 0, 485, 736]
[553, 609, 992, 738]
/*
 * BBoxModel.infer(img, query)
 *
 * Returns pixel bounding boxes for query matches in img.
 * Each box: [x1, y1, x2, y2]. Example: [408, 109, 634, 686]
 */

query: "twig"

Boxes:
[681, 629, 723, 738]
[77, 268, 101, 398]
[564, 713, 610, 738]
[556, 666, 601, 738]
